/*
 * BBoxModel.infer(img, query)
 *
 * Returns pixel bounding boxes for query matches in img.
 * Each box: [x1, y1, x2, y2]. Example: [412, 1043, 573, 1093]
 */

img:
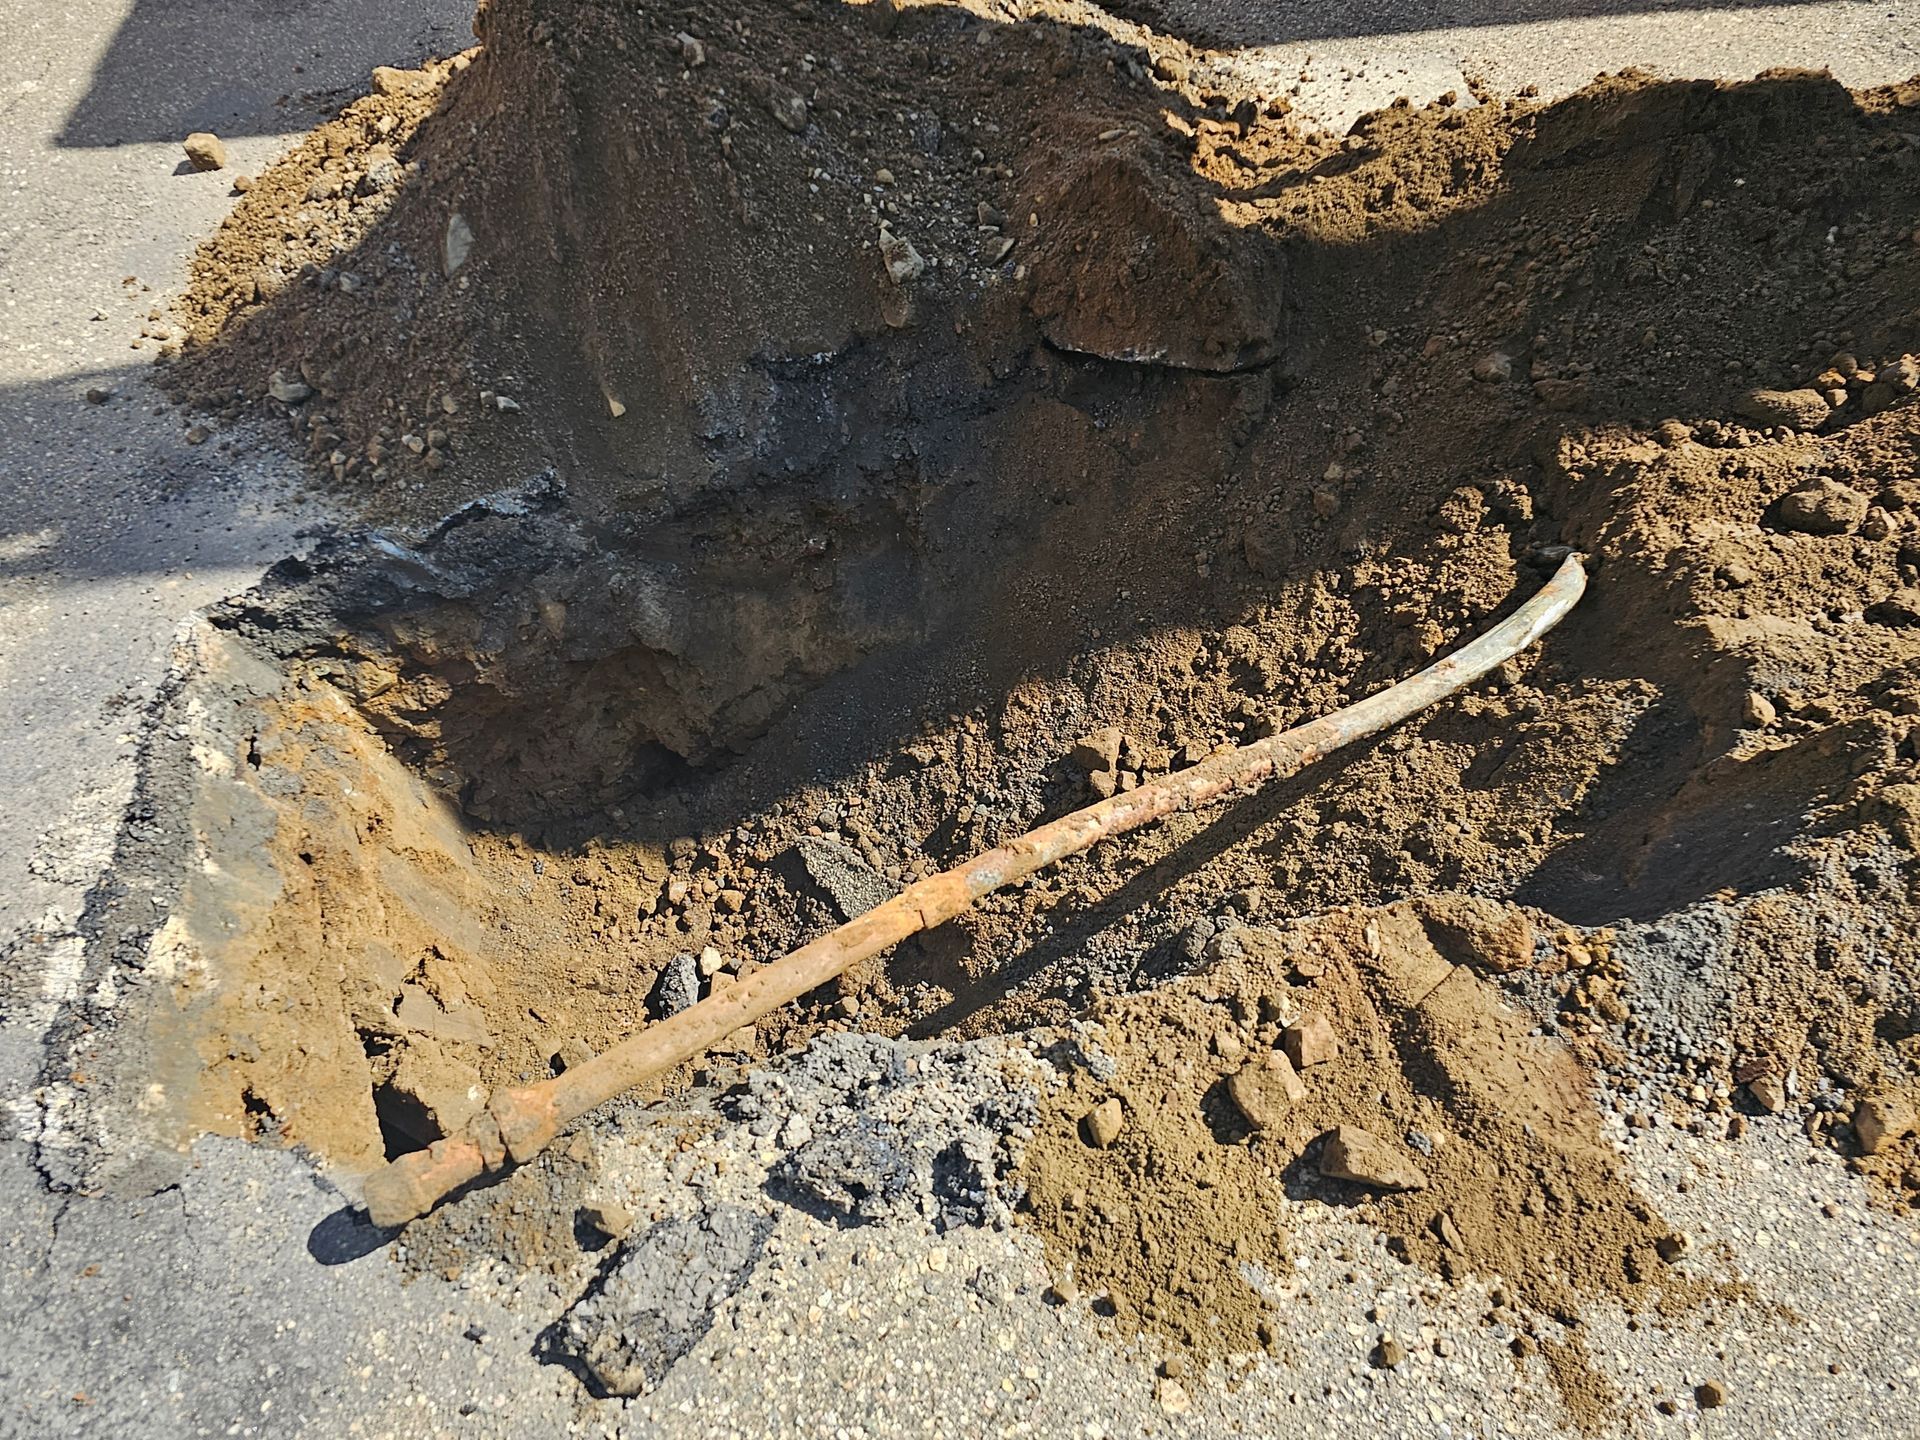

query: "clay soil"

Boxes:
[122, 0, 1920, 1425]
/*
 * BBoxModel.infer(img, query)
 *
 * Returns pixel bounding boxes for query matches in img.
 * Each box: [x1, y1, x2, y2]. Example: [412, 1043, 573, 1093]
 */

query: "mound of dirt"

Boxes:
[53, 0, 1920, 1420]
[1017, 904, 1702, 1364]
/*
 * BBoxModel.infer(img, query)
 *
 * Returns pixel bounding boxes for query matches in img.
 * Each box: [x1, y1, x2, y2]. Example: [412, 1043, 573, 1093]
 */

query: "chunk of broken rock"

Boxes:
[648, 951, 700, 1020]
[1318, 1125, 1430, 1191]
[1773, 477, 1868, 535]
[1226, 1052, 1306, 1132]
[1411, 893, 1534, 974]
[371, 64, 438, 99]
[182, 132, 226, 171]
[1854, 1091, 1917, 1155]
[877, 226, 926, 285]
[1081, 1097, 1125, 1149]
[1283, 1012, 1339, 1069]
[1737, 387, 1830, 431]
[266, 370, 312, 405]
[1068, 726, 1124, 775]
[1746, 1073, 1788, 1114]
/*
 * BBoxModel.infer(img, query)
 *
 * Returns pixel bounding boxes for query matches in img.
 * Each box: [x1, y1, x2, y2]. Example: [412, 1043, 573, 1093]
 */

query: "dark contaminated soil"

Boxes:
[66, 0, 1920, 1425]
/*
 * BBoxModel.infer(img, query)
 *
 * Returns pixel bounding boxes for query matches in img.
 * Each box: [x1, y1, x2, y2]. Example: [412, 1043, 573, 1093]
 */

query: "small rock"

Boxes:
[1696, 1380, 1727, 1409]
[1854, 1091, 1916, 1155]
[769, 88, 809, 134]
[232, 173, 254, 193]
[676, 32, 707, 67]
[874, 167, 895, 185]
[1747, 1074, 1788, 1114]
[878, 227, 926, 285]
[444, 212, 475, 275]
[370, 65, 437, 99]
[182, 132, 226, 171]
[648, 952, 701, 1020]
[1044, 1276, 1078, 1306]
[1376, 1335, 1406, 1368]
[581, 1201, 634, 1240]
[977, 201, 1007, 228]
[1318, 1125, 1430, 1191]
[84, 386, 113, 405]
[698, 945, 727, 977]
[1412, 894, 1534, 974]
[717, 888, 746, 914]
[266, 370, 312, 405]
[1431, 1210, 1464, 1250]
[1471, 351, 1512, 384]
[1531, 377, 1588, 410]
[1738, 387, 1830, 431]
[1773, 477, 1868, 535]
[1283, 1013, 1339, 1068]
[1155, 1378, 1190, 1415]
[1866, 588, 1920, 628]
[1742, 691, 1777, 728]
[1227, 1052, 1307, 1131]
[1068, 727, 1124, 775]
[1081, 1097, 1125, 1149]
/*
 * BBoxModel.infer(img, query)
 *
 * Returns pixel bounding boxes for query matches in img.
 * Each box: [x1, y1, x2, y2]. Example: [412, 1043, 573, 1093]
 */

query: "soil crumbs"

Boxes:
[86, 0, 1920, 1431]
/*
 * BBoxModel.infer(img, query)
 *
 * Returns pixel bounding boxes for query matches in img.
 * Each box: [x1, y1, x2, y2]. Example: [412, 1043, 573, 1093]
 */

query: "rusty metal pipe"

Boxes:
[361, 554, 1587, 1227]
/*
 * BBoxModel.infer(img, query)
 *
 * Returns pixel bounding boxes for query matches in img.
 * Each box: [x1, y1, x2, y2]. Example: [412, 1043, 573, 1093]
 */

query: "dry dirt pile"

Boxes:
[100, 0, 1920, 1419]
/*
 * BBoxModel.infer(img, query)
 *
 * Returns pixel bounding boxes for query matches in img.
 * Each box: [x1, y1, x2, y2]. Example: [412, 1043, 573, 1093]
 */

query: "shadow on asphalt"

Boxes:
[56, 0, 474, 148]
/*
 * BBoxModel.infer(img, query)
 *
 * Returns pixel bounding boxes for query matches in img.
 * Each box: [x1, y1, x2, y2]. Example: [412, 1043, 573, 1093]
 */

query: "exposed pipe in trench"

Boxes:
[361, 553, 1588, 1228]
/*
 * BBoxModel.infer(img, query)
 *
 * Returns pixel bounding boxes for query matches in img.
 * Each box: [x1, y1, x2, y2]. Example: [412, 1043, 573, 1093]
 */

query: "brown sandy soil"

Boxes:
[117, 0, 1920, 1422]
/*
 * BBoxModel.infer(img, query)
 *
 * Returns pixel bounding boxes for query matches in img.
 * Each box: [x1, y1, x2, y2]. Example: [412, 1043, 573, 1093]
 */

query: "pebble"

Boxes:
[1376, 1335, 1406, 1368]
[1696, 1379, 1727, 1408]
[649, 952, 701, 1019]
[182, 132, 226, 171]
[444, 213, 475, 276]
[698, 945, 728, 977]
[1081, 1098, 1125, 1149]
[878, 227, 927, 285]
[266, 370, 312, 405]
[769, 89, 809, 134]
[84, 386, 113, 405]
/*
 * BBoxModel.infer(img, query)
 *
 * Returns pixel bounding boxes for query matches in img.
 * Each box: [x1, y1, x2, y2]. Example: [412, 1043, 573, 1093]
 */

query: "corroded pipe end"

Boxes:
[361, 1135, 488, 1228]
